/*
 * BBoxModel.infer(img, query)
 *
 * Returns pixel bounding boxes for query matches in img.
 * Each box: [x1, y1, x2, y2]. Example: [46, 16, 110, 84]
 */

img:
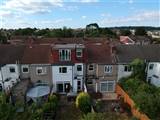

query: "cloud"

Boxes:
[64, 0, 99, 2]
[40, 18, 73, 24]
[101, 13, 111, 17]
[0, 0, 63, 15]
[79, 0, 99, 2]
[0, 11, 14, 17]
[81, 16, 87, 19]
[128, 0, 134, 4]
[100, 10, 160, 26]
[62, 5, 78, 11]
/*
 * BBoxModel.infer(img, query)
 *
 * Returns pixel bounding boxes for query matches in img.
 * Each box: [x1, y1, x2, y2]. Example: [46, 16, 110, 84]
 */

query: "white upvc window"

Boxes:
[124, 65, 132, 72]
[100, 81, 115, 92]
[104, 65, 113, 73]
[59, 67, 67, 73]
[59, 49, 71, 61]
[9, 67, 16, 73]
[76, 49, 83, 57]
[22, 65, 29, 73]
[77, 65, 82, 71]
[149, 64, 154, 70]
[36, 67, 47, 75]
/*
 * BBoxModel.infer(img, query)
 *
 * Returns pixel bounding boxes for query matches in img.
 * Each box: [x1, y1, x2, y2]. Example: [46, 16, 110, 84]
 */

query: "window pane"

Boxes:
[124, 66, 128, 72]
[23, 68, 28, 72]
[10, 67, 15, 73]
[101, 83, 107, 92]
[104, 65, 112, 73]
[108, 83, 114, 91]
[76, 49, 82, 57]
[89, 65, 94, 70]
[62, 67, 67, 73]
[77, 65, 82, 71]
[59, 67, 62, 73]
[149, 64, 154, 70]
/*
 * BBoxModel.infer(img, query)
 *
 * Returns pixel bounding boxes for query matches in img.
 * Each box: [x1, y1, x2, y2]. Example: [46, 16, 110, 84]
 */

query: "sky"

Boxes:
[0, 0, 159, 29]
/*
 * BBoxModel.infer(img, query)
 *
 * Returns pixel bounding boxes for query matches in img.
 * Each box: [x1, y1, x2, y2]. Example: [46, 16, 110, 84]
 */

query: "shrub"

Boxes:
[130, 58, 145, 80]
[43, 95, 58, 113]
[76, 92, 91, 114]
[81, 113, 106, 120]
[94, 100, 103, 112]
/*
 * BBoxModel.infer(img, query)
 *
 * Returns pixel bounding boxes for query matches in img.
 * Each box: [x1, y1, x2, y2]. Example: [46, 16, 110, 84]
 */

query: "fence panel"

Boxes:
[116, 85, 150, 120]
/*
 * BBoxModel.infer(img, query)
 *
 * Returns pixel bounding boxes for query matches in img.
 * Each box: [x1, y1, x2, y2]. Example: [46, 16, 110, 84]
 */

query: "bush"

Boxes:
[81, 113, 106, 120]
[94, 100, 103, 112]
[76, 92, 91, 114]
[43, 95, 58, 112]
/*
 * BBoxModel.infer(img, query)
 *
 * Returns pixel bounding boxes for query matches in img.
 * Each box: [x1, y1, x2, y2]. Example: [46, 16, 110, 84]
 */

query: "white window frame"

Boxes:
[9, 67, 16, 73]
[59, 49, 71, 61]
[124, 65, 132, 72]
[77, 65, 82, 71]
[104, 65, 113, 73]
[149, 64, 154, 70]
[76, 49, 83, 57]
[100, 81, 115, 92]
[59, 67, 67, 73]
[22, 65, 29, 73]
[36, 67, 47, 75]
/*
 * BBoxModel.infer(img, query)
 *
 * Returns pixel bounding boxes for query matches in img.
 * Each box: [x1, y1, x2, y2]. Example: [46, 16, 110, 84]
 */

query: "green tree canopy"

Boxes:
[135, 27, 147, 36]
[130, 58, 145, 80]
[120, 29, 132, 36]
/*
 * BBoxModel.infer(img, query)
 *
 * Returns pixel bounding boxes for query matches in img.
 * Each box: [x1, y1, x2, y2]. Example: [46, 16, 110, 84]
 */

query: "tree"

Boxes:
[99, 28, 117, 38]
[135, 27, 147, 36]
[85, 23, 100, 37]
[86, 23, 99, 30]
[0, 93, 16, 120]
[42, 94, 58, 113]
[120, 29, 132, 36]
[130, 58, 146, 80]
[76, 92, 91, 114]
[0, 31, 8, 44]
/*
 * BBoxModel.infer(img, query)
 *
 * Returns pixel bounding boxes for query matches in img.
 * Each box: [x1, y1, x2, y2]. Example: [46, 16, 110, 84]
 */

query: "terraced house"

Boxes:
[20, 45, 53, 86]
[0, 45, 25, 91]
[0, 42, 160, 97]
[115, 45, 160, 87]
[86, 42, 118, 100]
[51, 43, 87, 93]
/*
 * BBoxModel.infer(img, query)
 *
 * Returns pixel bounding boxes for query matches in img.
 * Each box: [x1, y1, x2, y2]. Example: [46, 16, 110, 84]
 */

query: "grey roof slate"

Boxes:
[115, 44, 160, 63]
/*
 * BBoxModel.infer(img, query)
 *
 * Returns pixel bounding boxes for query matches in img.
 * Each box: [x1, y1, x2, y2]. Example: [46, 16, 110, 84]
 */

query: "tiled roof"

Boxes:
[115, 44, 160, 63]
[0, 45, 25, 64]
[86, 42, 113, 64]
[21, 45, 52, 64]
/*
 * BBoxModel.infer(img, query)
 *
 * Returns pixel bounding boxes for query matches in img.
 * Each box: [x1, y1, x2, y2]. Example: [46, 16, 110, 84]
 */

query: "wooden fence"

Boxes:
[116, 84, 150, 120]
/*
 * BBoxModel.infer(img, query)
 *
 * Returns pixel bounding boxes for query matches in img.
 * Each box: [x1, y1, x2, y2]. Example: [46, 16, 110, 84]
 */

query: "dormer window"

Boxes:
[76, 49, 82, 57]
[59, 49, 71, 61]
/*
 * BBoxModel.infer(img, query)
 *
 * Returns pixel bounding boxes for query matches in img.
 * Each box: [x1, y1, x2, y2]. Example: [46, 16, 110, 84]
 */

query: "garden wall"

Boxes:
[116, 84, 150, 120]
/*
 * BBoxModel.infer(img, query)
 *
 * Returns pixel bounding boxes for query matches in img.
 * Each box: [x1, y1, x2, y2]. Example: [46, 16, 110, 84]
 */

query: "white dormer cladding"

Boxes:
[117, 64, 132, 81]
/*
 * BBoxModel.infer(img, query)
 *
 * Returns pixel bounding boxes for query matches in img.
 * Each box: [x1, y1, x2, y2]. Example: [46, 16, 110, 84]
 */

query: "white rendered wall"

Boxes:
[117, 64, 132, 81]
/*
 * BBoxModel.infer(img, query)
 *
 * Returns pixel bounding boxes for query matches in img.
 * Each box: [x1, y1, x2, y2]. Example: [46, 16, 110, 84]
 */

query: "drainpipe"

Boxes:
[95, 83, 98, 93]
